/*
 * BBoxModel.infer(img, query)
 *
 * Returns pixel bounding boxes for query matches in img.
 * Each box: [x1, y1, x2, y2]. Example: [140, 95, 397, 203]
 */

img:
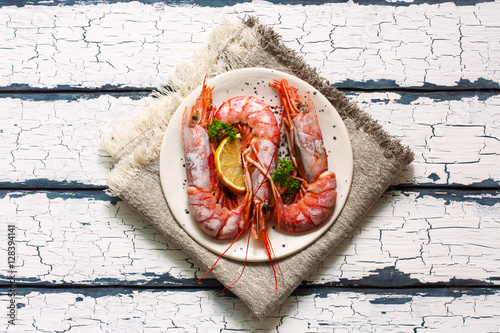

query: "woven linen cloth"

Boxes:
[102, 17, 414, 318]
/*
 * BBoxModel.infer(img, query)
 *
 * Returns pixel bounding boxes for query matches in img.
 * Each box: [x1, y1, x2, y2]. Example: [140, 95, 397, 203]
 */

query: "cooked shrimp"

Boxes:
[182, 80, 251, 240]
[270, 79, 337, 232]
[215, 96, 281, 241]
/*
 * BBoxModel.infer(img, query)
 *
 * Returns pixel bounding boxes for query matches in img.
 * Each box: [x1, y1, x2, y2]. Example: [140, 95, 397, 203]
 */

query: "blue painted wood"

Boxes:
[2, 188, 499, 203]
[2, 78, 499, 92]
[0, 273, 221, 288]
[343, 90, 500, 104]
[0, 0, 495, 7]
[294, 286, 498, 299]
[0, 179, 109, 190]
[334, 266, 499, 288]
[2, 89, 498, 101]
[337, 78, 500, 91]
[0, 90, 150, 100]
[2, 265, 498, 289]
[7, 284, 496, 302]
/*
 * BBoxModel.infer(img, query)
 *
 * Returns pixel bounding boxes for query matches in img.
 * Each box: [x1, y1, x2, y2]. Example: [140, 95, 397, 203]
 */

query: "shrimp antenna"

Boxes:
[222, 219, 254, 291]
[196, 220, 250, 283]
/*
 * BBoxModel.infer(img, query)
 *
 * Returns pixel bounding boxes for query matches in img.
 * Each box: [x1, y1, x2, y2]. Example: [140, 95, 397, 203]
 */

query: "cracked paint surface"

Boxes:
[0, 2, 499, 88]
[310, 190, 500, 286]
[346, 91, 500, 186]
[1, 288, 499, 332]
[0, 191, 201, 286]
[0, 95, 146, 186]
[1, 92, 499, 186]
[0, 190, 498, 287]
[1, 1, 499, 330]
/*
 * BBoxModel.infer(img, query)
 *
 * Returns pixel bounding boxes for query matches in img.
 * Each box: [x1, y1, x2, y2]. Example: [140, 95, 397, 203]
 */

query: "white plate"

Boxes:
[159, 68, 353, 262]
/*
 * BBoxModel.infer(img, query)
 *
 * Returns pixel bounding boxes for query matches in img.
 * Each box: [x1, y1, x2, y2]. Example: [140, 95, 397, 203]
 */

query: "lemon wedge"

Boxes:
[215, 134, 246, 194]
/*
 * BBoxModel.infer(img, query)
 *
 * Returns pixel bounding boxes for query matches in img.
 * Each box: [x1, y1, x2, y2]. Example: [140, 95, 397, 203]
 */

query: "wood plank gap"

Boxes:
[390, 184, 500, 192]
[0, 184, 108, 191]
[0, 0, 496, 8]
[2, 282, 498, 294]
[1, 86, 498, 95]
[0, 282, 223, 292]
[304, 281, 500, 290]
[339, 87, 500, 94]
[1, 184, 498, 192]
[0, 87, 154, 95]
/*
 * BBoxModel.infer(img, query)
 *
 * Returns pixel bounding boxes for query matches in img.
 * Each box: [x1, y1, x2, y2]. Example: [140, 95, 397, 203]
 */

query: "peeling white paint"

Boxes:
[1, 288, 499, 332]
[0, 95, 146, 185]
[1, 2, 499, 88]
[2, 1, 499, 330]
[348, 92, 500, 186]
[2, 92, 499, 186]
[1, 190, 498, 286]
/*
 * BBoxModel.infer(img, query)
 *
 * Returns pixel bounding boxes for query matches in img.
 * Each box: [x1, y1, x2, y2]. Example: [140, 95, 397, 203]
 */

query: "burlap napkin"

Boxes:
[102, 17, 413, 318]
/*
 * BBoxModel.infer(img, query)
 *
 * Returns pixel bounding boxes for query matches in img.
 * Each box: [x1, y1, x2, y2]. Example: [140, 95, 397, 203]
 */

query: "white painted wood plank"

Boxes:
[0, 95, 147, 186]
[2, 92, 499, 187]
[1, 190, 498, 286]
[1, 287, 499, 332]
[1, 1, 499, 89]
[311, 190, 500, 286]
[346, 92, 500, 186]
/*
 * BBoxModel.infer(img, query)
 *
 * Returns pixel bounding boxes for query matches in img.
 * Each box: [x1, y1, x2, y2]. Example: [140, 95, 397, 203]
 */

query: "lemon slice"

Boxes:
[215, 134, 246, 193]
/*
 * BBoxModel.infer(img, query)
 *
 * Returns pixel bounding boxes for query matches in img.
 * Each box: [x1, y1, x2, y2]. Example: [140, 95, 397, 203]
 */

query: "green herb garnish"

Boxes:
[208, 118, 238, 142]
[272, 158, 301, 190]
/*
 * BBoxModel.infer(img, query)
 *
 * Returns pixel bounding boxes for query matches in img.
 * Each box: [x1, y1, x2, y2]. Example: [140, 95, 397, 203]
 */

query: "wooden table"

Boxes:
[2, 1, 499, 331]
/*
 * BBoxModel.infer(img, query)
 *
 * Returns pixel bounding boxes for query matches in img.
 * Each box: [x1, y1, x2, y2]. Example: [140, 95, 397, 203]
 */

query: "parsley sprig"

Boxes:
[272, 158, 301, 191]
[208, 118, 238, 142]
